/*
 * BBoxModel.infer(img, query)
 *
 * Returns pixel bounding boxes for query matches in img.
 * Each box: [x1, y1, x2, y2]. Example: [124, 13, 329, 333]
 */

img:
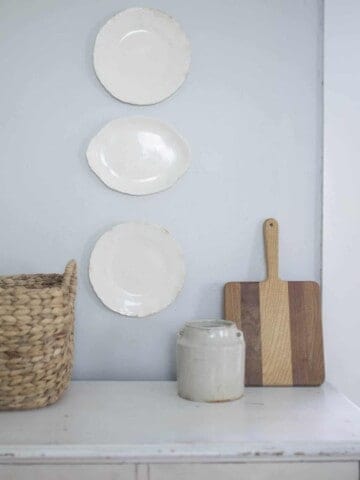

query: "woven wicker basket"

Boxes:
[0, 260, 77, 410]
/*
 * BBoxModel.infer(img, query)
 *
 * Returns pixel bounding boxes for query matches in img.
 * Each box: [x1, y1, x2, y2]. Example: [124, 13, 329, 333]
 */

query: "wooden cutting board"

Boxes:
[224, 219, 324, 386]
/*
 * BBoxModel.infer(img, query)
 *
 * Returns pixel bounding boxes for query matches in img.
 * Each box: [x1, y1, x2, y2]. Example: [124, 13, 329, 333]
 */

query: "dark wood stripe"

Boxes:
[224, 283, 241, 326]
[241, 282, 262, 386]
[288, 281, 325, 385]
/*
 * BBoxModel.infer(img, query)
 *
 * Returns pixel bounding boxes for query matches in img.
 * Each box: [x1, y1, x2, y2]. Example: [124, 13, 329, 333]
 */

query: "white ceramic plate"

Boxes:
[89, 223, 185, 317]
[87, 117, 190, 195]
[93, 7, 191, 105]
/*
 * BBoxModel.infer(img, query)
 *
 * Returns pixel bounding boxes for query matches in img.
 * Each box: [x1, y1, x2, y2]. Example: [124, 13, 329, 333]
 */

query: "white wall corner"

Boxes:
[323, 0, 360, 405]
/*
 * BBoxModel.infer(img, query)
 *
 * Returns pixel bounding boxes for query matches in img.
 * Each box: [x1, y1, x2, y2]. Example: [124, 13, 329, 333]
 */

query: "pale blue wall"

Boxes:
[0, 0, 322, 380]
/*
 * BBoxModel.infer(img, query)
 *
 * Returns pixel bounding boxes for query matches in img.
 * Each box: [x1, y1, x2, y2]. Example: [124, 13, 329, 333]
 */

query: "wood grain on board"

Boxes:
[224, 219, 325, 386]
[226, 282, 262, 386]
[259, 279, 293, 385]
[288, 281, 324, 385]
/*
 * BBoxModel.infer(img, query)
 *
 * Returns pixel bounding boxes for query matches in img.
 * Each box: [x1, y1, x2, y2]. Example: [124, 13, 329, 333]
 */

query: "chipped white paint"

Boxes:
[0, 382, 359, 466]
[0, 463, 357, 480]
[0, 465, 135, 479]
[150, 463, 359, 480]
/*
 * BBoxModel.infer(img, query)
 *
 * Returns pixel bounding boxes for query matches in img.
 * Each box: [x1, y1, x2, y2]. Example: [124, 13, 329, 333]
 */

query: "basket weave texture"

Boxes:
[0, 260, 77, 410]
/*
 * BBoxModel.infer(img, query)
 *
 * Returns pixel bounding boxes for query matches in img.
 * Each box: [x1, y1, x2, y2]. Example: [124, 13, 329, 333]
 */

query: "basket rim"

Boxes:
[0, 260, 76, 292]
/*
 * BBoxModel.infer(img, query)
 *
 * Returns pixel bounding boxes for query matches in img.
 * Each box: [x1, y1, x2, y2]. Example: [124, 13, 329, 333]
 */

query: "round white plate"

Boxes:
[89, 223, 185, 317]
[93, 7, 191, 105]
[87, 117, 190, 195]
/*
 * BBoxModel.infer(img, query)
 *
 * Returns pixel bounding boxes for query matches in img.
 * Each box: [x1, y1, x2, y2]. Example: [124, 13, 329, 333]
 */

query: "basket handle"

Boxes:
[63, 260, 77, 299]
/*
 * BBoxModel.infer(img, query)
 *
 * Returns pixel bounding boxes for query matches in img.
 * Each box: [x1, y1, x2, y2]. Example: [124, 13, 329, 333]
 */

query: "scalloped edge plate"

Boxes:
[89, 222, 185, 317]
[94, 7, 191, 105]
[87, 117, 190, 195]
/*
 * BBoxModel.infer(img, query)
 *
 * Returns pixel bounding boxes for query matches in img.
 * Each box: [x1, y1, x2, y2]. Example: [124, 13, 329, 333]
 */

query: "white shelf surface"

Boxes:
[0, 381, 359, 464]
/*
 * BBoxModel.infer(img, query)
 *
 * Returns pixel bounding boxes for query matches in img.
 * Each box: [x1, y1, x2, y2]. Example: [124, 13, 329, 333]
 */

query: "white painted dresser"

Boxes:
[0, 382, 359, 479]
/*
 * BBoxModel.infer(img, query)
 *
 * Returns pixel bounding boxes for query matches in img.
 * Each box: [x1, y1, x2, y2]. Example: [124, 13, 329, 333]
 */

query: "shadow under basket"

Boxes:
[0, 260, 77, 410]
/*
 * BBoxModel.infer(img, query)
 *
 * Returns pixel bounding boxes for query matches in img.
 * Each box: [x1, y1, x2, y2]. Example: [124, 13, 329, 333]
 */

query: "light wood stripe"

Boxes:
[259, 279, 293, 385]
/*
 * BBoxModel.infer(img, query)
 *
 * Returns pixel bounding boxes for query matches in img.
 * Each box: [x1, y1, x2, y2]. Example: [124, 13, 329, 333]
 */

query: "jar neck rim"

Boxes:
[185, 320, 234, 330]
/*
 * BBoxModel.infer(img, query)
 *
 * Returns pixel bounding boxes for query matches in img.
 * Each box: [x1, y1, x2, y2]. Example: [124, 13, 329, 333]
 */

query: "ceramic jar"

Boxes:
[176, 320, 245, 402]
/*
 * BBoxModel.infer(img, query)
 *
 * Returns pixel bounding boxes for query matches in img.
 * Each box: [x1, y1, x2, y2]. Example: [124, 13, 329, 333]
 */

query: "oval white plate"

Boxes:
[94, 7, 191, 105]
[87, 117, 190, 195]
[89, 223, 185, 317]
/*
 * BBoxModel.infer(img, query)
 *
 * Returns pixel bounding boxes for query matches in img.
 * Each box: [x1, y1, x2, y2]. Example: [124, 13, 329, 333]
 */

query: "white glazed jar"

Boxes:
[176, 320, 245, 402]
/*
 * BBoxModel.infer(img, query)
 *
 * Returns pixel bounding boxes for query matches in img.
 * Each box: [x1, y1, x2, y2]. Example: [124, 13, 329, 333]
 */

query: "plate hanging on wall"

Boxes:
[93, 7, 191, 105]
[87, 117, 190, 195]
[89, 223, 186, 317]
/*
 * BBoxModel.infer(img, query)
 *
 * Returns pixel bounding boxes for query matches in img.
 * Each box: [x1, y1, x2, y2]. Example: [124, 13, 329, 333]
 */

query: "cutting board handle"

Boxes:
[264, 218, 279, 280]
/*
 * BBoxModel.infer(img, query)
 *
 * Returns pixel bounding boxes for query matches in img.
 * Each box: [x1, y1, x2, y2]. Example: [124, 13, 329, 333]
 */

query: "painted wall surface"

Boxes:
[323, 0, 360, 405]
[0, 0, 322, 380]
